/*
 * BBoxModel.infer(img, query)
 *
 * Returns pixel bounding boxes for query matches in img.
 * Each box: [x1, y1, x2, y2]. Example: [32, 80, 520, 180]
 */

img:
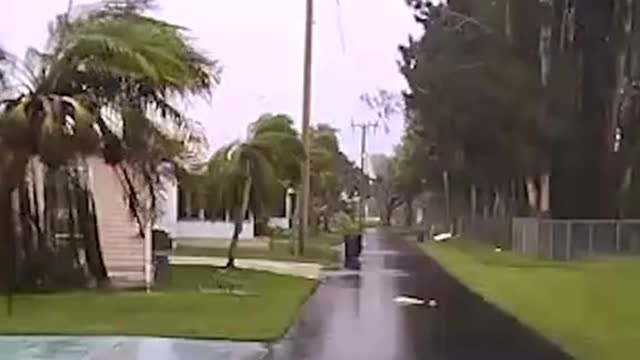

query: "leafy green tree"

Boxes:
[206, 114, 304, 268]
[369, 154, 401, 226]
[401, 0, 546, 225]
[403, 0, 640, 220]
[309, 124, 340, 231]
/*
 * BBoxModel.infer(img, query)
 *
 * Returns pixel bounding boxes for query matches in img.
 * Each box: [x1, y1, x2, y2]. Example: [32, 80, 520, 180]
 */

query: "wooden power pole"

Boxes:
[298, 0, 314, 255]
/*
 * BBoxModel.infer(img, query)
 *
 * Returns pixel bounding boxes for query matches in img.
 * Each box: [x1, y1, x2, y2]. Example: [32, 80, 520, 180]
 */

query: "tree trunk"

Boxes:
[226, 208, 243, 269]
[539, 173, 550, 215]
[322, 214, 330, 232]
[0, 153, 29, 309]
[0, 187, 16, 315]
[470, 184, 478, 223]
[78, 188, 108, 285]
[17, 183, 33, 275]
[226, 176, 252, 269]
[404, 198, 414, 227]
[28, 160, 47, 250]
[64, 170, 80, 266]
[382, 206, 393, 226]
[525, 177, 539, 214]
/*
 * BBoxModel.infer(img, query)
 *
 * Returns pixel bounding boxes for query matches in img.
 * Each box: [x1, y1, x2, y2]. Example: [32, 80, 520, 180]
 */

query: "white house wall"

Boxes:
[156, 175, 256, 241]
[268, 217, 290, 229]
[174, 219, 254, 240]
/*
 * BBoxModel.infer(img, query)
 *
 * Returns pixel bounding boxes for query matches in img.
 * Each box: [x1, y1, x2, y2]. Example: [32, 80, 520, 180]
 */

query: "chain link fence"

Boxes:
[459, 217, 511, 248]
[512, 218, 640, 261]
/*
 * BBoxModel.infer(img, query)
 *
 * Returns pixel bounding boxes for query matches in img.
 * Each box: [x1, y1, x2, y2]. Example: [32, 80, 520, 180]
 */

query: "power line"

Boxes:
[334, 0, 347, 54]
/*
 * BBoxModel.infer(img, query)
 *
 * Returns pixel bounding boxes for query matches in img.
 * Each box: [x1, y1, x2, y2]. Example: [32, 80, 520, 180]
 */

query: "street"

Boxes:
[266, 229, 572, 360]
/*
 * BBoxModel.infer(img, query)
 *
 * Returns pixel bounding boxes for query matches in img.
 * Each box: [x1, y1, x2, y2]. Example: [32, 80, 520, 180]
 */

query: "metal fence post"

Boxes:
[520, 221, 525, 254]
[549, 222, 554, 260]
[566, 221, 572, 260]
[615, 221, 621, 253]
[588, 223, 594, 256]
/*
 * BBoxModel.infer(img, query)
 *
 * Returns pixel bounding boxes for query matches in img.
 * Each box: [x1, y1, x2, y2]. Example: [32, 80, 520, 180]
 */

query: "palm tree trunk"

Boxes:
[17, 183, 33, 274]
[77, 188, 109, 286]
[0, 153, 29, 311]
[64, 170, 80, 266]
[1, 187, 17, 315]
[226, 176, 252, 269]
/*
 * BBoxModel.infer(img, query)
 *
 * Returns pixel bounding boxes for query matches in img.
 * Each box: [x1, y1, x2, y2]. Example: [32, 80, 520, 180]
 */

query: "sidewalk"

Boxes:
[169, 256, 323, 279]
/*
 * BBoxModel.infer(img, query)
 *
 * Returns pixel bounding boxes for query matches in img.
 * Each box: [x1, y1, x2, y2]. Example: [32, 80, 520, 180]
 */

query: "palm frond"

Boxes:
[250, 113, 298, 138]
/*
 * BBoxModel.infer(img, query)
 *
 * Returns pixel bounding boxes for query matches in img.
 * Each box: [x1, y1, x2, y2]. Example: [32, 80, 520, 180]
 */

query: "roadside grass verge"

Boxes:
[411, 237, 640, 360]
[174, 232, 343, 266]
[0, 265, 316, 341]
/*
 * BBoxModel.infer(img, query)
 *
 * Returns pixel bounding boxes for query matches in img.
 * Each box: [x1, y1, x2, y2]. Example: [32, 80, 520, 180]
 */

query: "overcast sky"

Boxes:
[1, 0, 422, 162]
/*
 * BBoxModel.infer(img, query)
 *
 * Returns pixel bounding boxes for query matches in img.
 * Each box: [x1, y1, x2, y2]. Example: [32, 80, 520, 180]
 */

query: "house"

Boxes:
[156, 176, 295, 247]
[46, 157, 293, 288]
[24, 157, 154, 288]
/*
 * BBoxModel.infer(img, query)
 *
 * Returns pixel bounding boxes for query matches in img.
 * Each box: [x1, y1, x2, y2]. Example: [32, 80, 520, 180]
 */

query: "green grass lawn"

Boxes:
[413, 238, 640, 360]
[174, 232, 343, 266]
[0, 265, 316, 341]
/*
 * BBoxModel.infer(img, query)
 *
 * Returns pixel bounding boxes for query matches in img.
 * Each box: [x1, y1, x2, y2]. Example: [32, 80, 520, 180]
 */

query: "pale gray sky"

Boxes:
[1, 0, 421, 161]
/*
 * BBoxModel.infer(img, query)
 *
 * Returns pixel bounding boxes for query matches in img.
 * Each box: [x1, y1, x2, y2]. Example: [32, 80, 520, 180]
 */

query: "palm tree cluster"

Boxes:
[206, 114, 305, 268]
[0, 0, 219, 293]
[398, 0, 640, 223]
[172, 115, 363, 267]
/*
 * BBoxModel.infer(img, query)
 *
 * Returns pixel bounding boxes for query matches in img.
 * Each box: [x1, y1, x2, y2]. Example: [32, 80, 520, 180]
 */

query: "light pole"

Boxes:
[298, 0, 314, 255]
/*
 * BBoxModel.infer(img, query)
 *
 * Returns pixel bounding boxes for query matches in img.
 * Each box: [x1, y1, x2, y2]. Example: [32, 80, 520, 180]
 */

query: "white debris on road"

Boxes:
[434, 233, 453, 242]
[393, 296, 426, 306]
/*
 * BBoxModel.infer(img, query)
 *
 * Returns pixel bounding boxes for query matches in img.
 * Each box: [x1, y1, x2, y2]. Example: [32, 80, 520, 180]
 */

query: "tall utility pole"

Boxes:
[298, 0, 314, 255]
[352, 120, 378, 226]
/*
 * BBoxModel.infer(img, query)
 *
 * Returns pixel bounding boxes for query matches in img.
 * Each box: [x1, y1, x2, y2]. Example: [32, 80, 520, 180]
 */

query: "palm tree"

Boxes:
[207, 114, 304, 268]
[0, 0, 218, 290]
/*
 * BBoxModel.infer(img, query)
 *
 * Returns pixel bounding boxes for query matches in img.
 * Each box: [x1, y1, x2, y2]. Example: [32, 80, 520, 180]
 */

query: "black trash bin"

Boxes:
[344, 233, 363, 269]
[152, 230, 173, 285]
[154, 251, 170, 284]
[355, 234, 363, 256]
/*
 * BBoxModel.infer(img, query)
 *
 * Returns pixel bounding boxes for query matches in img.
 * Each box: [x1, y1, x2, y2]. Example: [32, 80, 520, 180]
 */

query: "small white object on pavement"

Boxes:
[427, 299, 438, 308]
[393, 296, 426, 306]
[434, 232, 453, 242]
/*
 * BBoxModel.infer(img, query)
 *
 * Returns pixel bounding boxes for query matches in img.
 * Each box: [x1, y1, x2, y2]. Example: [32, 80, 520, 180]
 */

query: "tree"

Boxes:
[206, 114, 304, 268]
[400, 0, 547, 226]
[369, 154, 401, 225]
[309, 124, 340, 232]
[0, 0, 218, 292]
[392, 136, 426, 226]
[403, 0, 640, 220]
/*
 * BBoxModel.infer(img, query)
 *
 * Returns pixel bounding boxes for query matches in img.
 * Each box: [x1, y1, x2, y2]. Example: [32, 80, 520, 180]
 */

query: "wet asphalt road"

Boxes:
[266, 229, 573, 360]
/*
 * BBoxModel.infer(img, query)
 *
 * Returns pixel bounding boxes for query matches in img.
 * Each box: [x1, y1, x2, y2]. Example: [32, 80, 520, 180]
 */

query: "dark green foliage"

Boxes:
[401, 0, 640, 219]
